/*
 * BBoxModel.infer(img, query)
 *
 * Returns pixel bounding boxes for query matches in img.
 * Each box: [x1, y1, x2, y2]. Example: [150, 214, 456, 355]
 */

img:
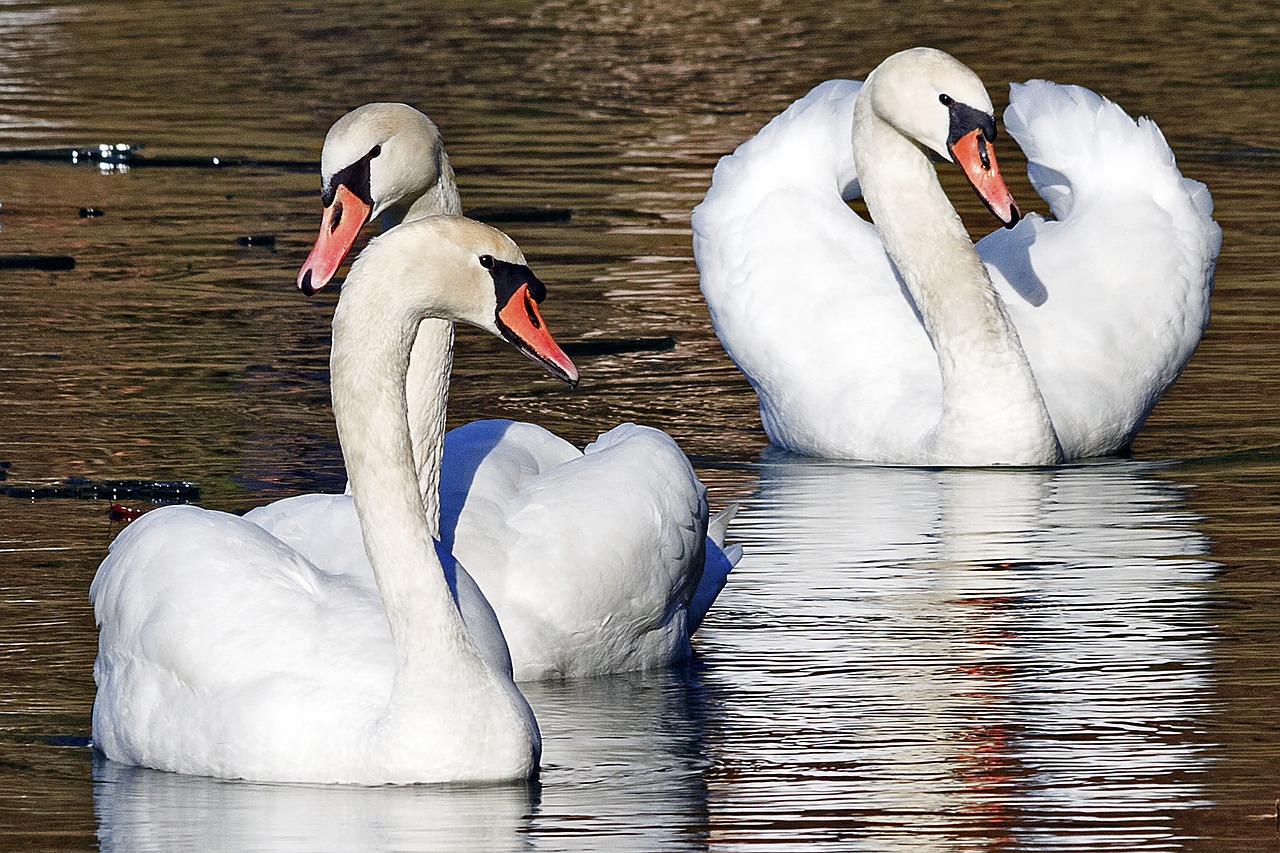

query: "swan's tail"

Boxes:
[689, 503, 741, 634]
[707, 501, 739, 549]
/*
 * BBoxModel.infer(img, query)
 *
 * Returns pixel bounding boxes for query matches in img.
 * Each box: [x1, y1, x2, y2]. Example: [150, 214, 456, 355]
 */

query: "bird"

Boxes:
[91, 215, 580, 784]
[692, 47, 1220, 465]
[247, 103, 737, 681]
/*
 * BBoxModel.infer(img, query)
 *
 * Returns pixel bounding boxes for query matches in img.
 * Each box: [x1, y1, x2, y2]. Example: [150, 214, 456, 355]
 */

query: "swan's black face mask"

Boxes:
[485, 256, 579, 387]
[943, 98, 1021, 229]
[298, 145, 382, 295]
[945, 101, 998, 151]
[322, 145, 379, 209]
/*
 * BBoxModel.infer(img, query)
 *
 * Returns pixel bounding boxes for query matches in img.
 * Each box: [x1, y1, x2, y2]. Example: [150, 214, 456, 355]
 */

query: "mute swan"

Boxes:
[91, 216, 580, 784]
[249, 103, 737, 680]
[693, 47, 1220, 464]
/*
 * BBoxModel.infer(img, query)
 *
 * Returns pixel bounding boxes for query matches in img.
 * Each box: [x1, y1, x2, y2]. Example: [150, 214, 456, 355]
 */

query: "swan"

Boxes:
[90, 216, 581, 784]
[248, 103, 738, 680]
[692, 47, 1220, 464]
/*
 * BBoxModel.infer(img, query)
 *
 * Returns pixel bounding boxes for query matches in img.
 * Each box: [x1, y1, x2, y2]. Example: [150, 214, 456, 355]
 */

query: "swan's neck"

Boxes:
[852, 98, 1061, 465]
[406, 323, 452, 534]
[380, 156, 465, 528]
[380, 152, 463, 229]
[330, 287, 483, 683]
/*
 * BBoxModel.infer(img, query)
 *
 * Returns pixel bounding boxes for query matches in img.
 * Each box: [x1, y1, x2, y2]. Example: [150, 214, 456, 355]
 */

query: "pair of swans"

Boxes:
[92, 108, 735, 782]
[265, 101, 737, 679]
[694, 47, 1221, 465]
[92, 217, 572, 783]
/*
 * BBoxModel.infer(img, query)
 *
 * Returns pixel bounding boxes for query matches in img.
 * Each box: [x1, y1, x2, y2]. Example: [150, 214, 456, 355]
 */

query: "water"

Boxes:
[1, 0, 1278, 850]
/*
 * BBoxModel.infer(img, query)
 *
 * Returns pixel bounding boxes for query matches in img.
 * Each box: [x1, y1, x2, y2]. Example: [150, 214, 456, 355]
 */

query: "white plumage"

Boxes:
[92, 217, 563, 784]
[264, 103, 738, 679]
[248, 419, 739, 680]
[693, 51, 1220, 463]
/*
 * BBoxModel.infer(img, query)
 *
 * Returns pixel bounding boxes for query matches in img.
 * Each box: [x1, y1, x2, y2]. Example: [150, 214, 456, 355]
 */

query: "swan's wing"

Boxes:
[693, 79, 942, 459]
[428, 541, 514, 680]
[979, 80, 1220, 457]
[90, 505, 393, 770]
[244, 493, 372, 583]
[244, 491, 513, 677]
[441, 420, 708, 679]
[436, 419, 580, 558]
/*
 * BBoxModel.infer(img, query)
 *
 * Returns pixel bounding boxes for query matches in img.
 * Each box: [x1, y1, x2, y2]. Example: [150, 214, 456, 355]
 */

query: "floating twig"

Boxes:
[562, 336, 676, 356]
[0, 255, 75, 270]
[4, 478, 200, 502]
[0, 142, 314, 171]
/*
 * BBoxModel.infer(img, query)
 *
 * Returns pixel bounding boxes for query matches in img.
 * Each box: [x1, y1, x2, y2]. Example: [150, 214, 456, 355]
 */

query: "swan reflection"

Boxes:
[93, 757, 536, 853]
[94, 668, 711, 852]
[699, 454, 1218, 849]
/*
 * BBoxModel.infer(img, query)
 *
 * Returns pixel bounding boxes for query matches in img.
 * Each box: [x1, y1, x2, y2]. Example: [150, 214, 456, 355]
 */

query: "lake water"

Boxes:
[2, 1, 1278, 850]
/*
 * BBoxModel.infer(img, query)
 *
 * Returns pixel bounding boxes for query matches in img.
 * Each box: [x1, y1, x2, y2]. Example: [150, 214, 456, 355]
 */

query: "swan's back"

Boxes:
[440, 420, 710, 679]
[91, 505, 395, 780]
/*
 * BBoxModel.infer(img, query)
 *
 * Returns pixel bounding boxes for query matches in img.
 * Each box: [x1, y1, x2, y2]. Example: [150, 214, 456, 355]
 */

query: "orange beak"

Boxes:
[496, 283, 579, 386]
[950, 128, 1020, 228]
[297, 184, 373, 295]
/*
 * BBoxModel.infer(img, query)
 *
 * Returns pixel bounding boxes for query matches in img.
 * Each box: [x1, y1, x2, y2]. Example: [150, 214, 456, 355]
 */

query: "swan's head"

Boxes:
[299, 103, 451, 294]
[348, 216, 579, 386]
[863, 47, 1020, 227]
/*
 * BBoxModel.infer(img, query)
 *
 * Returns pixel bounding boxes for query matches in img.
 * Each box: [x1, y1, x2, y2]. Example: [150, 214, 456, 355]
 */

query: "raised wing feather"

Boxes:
[980, 80, 1219, 457]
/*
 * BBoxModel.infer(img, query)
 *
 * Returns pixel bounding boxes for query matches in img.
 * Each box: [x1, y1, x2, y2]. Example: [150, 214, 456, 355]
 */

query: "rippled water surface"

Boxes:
[2, 1, 1278, 850]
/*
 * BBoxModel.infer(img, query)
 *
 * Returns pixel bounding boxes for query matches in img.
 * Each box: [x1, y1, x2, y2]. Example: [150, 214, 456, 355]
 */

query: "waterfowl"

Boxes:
[693, 47, 1219, 464]
[91, 216, 576, 784]
[249, 103, 736, 681]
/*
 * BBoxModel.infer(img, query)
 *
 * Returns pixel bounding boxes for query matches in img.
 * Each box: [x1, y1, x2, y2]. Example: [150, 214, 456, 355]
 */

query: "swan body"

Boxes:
[92, 216, 580, 784]
[271, 103, 737, 678]
[693, 48, 1219, 464]
[248, 419, 738, 680]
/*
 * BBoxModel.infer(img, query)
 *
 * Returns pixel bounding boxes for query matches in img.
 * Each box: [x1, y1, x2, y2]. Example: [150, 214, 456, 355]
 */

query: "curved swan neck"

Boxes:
[330, 279, 481, 679]
[855, 111, 1008, 361]
[852, 87, 1061, 464]
[406, 321, 453, 535]
[382, 149, 464, 527]
[382, 149, 463, 230]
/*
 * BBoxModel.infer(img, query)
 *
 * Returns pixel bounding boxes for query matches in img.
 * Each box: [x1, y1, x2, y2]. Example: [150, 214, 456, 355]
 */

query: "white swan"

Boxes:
[91, 216, 581, 784]
[693, 47, 1220, 464]
[250, 103, 737, 680]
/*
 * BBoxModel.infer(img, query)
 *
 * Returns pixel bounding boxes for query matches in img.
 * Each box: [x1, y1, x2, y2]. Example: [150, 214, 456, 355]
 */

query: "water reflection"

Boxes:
[700, 455, 1219, 850]
[94, 758, 535, 853]
[93, 669, 711, 852]
[522, 672, 712, 849]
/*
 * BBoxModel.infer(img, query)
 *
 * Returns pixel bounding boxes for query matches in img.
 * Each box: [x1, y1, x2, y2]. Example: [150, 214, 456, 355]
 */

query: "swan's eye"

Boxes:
[478, 254, 495, 269]
[369, 144, 382, 159]
[939, 94, 954, 107]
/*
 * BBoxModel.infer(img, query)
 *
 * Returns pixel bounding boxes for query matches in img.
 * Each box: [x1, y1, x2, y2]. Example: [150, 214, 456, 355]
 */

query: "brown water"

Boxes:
[1, 1, 1278, 850]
